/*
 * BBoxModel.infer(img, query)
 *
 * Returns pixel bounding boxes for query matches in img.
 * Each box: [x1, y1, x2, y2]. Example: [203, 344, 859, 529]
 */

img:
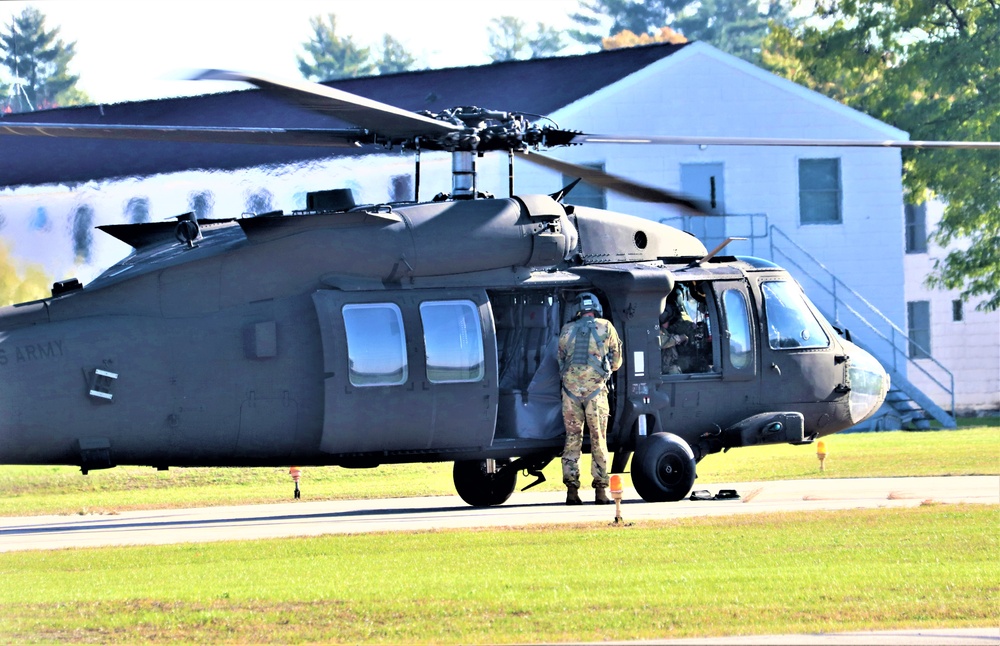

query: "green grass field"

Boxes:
[0, 425, 996, 516]
[0, 505, 995, 643]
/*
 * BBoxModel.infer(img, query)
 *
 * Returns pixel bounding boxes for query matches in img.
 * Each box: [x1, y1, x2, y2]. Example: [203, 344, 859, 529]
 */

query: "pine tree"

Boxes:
[0, 6, 86, 111]
[376, 35, 416, 75]
[297, 14, 376, 81]
[488, 16, 565, 62]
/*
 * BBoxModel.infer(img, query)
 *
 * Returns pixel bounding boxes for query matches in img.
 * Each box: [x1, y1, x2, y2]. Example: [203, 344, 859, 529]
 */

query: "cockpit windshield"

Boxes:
[761, 280, 830, 350]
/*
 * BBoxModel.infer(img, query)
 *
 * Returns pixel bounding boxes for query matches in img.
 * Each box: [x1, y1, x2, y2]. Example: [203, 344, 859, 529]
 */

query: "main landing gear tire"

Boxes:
[632, 432, 697, 502]
[453, 459, 517, 507]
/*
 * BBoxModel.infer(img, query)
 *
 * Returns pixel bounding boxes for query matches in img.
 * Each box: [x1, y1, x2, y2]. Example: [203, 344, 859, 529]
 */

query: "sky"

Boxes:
[1, 0, 590, 105]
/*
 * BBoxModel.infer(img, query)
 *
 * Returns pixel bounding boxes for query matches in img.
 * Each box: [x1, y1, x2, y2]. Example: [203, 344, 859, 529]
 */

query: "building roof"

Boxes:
[0, 43, 689, 188]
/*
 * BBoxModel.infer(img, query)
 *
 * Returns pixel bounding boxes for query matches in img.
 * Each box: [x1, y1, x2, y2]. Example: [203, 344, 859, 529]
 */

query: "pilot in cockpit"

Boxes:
[659, 283, 713, 375]
[658, 291, 690, 375]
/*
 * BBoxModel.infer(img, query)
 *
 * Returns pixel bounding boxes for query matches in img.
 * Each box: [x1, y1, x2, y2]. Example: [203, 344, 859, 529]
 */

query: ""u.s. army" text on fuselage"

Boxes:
[0, 340, 65, 366]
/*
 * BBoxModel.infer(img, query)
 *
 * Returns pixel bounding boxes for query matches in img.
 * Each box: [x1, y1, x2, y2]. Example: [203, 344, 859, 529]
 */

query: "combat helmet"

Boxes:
[574, 292, 603, 318]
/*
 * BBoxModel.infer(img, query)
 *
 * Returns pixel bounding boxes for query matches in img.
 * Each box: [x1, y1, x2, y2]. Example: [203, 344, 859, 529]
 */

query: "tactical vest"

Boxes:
[564, 317, 611, 379]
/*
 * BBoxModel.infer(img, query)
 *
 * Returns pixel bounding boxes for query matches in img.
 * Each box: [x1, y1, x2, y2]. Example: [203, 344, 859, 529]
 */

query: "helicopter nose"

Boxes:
[843, 343, 890, 425]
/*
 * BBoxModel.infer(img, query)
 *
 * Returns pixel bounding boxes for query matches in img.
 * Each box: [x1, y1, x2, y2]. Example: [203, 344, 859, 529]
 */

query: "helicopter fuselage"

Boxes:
[0, 194, 888, 502]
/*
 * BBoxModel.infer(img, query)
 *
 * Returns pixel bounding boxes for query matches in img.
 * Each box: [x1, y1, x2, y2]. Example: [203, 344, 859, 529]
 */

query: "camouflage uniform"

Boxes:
[658, 300, 692, 375]
[557, 313, 623, 490]
[658, 326, 686, 375]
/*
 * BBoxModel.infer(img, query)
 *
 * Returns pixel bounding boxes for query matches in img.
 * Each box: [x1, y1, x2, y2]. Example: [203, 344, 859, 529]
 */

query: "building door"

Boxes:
[681, 163, 726, 251]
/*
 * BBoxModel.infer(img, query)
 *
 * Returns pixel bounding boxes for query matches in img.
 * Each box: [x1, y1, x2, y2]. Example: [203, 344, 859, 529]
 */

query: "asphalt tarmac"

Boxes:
[1, 475, 995, 551]
[2, 476, 996, 645]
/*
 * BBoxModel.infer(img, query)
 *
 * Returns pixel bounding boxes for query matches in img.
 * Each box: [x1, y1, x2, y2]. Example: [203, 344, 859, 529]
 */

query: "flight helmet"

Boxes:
[575, 292, 603, 318]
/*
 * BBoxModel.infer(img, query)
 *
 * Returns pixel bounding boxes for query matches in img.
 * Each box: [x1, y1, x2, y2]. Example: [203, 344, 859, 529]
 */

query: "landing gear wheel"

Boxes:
[631, 432, 696, 502]
[453, 459, 517, 507]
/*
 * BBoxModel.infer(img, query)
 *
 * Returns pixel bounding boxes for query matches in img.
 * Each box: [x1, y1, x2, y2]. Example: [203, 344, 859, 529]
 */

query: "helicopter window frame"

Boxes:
[342, 303, 408, 387]
[761, 280, 831, 351]
[419, 300, 486, 384]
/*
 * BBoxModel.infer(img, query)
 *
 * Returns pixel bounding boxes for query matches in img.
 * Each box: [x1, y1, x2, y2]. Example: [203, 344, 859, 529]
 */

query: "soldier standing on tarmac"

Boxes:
[557, 292, 623, 505]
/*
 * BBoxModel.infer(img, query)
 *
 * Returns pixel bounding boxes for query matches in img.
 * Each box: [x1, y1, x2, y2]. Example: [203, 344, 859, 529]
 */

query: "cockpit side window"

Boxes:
[761, 281, 830, 350]
[722, 289, 753, 369]
[658, 281, 716, 375]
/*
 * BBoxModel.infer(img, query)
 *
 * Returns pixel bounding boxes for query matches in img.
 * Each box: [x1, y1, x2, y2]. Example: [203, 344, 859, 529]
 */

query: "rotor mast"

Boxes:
[409, 106, 560, 200]
[452, 151, 477, 199]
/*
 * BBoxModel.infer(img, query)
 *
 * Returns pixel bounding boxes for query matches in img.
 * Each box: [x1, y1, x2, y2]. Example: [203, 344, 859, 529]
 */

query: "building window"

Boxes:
[419, 300, 485, 383]
[798, 158, 841, 224]
[952, 300, 964, 322]
[907, 301, 931, 359]
[905, 202, 928, 253]
[342, 303, 408, 387]
[390, 174, 413, 202]
[562, 163, 607, 210]
[125, 197, 151, 224]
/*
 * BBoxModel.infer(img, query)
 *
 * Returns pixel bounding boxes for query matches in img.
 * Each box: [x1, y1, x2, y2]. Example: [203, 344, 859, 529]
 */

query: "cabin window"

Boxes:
[905, 202, 928, 253]
[420, 300, 485, 383]
[722, 290, 753, 369]
[907, 300, 931, 359]
[761, 281, 830, 350]
[798, 158, 841, 224]
[342, 303, 408, 387]
[562, 163, 607, 210]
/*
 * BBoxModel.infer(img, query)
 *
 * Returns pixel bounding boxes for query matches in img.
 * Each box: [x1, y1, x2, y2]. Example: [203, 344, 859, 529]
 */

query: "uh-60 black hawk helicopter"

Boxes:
[0, 70, 994, 505]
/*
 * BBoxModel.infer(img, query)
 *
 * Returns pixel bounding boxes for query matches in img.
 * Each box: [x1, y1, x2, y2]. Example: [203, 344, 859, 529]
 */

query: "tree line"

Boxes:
[1, 1, 996, 310]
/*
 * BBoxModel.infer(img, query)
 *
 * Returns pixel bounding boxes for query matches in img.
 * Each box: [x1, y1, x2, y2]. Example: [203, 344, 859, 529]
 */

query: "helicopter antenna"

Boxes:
[550, 178, 582, 203]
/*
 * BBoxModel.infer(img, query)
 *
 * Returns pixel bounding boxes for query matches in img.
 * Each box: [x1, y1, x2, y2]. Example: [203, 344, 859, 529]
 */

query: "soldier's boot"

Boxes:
[566, 486, 583, 505]
[595, 487, 613, 505]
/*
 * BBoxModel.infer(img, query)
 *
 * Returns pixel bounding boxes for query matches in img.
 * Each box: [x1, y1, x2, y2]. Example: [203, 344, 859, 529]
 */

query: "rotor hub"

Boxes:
[410, 106, 557, 153]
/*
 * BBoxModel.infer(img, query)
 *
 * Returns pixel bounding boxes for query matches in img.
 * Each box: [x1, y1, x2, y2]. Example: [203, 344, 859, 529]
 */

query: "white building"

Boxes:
[904, 200, 1000, 415]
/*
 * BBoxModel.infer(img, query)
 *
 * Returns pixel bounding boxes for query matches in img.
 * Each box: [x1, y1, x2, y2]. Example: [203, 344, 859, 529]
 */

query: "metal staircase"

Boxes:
[658, 213, 956, 430]
[767, 225, 956, 430]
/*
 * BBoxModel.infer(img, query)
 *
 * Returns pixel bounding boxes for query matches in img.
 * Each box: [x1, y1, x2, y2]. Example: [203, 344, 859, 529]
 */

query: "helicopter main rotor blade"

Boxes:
[194, 69, 464, 140]
[0, 122, 366, 147]
[570, 134, 1000, 149]
[514, 151, 709, 215]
